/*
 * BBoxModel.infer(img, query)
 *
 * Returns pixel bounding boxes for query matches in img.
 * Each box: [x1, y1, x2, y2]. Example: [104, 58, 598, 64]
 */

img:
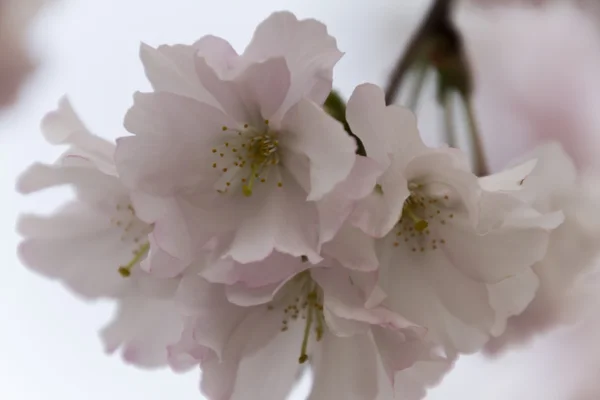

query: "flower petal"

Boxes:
[487, 267, 540, 336]
[100, 294, 183, 369]
[41, 97, 116, 174]
[200, 307, 301, 400]
[281, 98, 356, 201]
[309, 333, 378, 400]
[222, 172, 321, 264]
[195, 56, 291, 125]
[243, 11, 342, 111]
[351, 157, 410, 238]
[17, 204, 140, 299]
[321, 223, 378, 271]
[317, 155, 383, 243]
[118, 91, 236, 195]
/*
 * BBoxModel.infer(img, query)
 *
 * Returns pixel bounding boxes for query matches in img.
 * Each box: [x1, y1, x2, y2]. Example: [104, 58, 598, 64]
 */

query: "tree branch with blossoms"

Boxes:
[14, 5, 600, 400]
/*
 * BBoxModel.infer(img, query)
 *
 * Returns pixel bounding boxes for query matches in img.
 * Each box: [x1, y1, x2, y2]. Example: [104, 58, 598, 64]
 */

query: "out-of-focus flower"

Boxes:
[483, 143, 600, 353]
[455, 1, 600, 172]
[17, 98, 184, 367]
[0, 0, 42, 109]
[115, 12, 360, 277]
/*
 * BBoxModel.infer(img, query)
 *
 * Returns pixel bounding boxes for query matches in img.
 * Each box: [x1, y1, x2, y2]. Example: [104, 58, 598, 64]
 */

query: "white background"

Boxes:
[0, 1, 590, 399]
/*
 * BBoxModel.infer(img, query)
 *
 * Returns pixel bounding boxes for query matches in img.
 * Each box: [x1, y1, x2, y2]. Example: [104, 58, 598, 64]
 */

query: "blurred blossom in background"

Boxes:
[3, 0, 600, 399]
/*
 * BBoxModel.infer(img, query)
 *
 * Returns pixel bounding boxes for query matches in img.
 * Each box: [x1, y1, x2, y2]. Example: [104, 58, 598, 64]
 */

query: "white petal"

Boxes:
[203, 251, 308, 288]
[321, 223, 379, 271]
[118, 91, 236, 194]
[201, 307, 301, 400]
[281, 98, 356, 201]
[41, 97, 116, 174]
[173, 274, 247, 361]
[17, 204, 141, 299]
[308, 333, 378, 400]
[317, 155, 383, 243]
[243, 11, 342, 111]
[139, 37, 237, 104]
[195, 56, 291, 125]
[313, 267, 426, 336]
[351, 157, 410, 238]
[222, 173, 321, 264]
[487, 267, 540, 336]
[101, 295, 183, 369]
[392, 358, 455, 400]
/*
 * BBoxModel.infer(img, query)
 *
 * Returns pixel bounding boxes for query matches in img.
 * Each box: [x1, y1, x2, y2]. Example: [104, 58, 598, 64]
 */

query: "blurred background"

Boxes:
[2, 0, 600, 398]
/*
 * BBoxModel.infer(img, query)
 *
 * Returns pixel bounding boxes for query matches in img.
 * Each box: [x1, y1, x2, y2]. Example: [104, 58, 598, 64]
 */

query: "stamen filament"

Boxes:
[118, 242, 149, 277]
[299, 290, 316, 364]
[404, 207, 428, 232]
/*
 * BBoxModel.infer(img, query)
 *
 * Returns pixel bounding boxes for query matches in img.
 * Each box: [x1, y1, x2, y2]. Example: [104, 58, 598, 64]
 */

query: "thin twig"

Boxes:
[464, 95, 488, 176]
[384, 0, 453, 105]
[408, 66, 428, 111]
[443, 90, 457, 149]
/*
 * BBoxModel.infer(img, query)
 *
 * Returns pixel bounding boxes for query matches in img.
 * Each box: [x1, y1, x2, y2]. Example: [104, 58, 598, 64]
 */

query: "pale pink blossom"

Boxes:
[456, 1, 600, 172]
[169, 255, 443, 400]
[17, 98, 184, 368]
[116, 12, 359, 277]
[483, 143, 600, 353]
[344, 83, 563, 356]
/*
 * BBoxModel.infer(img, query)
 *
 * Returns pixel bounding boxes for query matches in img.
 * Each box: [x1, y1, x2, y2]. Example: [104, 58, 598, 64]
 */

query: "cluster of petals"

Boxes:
[16, 10, 587, 400]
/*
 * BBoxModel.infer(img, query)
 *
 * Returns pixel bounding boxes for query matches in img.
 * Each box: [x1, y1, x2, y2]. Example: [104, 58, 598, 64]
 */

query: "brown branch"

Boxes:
[384, 0, 454, 105]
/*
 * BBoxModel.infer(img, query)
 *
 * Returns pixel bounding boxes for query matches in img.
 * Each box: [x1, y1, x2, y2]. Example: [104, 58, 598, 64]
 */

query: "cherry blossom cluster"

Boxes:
[16, 11, 600, 400]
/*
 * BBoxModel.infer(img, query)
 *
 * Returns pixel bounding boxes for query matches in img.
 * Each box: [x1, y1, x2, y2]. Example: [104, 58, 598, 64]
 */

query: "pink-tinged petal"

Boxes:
[195, 56, 291, 125]
[372, 326, 432, 382]
[312, 267, 426, 336]
[203, 251, 307, 288]
[321, 224, 378, 271]
[173, 274, 247, 360]
[139, 233, 188, 278]
[100, 295, 183, 369]
[117, 92, 236, 195]
[487, 267, 540, 336]
[222, 173, 321, 264]
[17, 204, 144, 299]
[392, 357, 456, 400]
[281, 98, 356, 201]
[225, 281, 282, 307]
[380, 241, 490, 353]
[140, 36, 239, 103]
[243, 11, 343, 109]
[347, 83, 426, 168]
[16, 162, 120, 199]
[201, 308, 301, 400]
[438, 206, 562, 283]
[317, 155, 383, 243]
[346, 83, 394, 167]
[423, 249, 495, 329]
[308, 333, 378, 400]
[478, 158, 538, 192]
[167, 318, 213, 373]
[351, 158, 410, 238]
[41, 97, 116, 173]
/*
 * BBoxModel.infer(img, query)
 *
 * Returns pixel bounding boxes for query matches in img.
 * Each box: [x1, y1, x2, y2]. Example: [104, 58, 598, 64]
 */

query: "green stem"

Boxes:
[408, 66, 428, 111]
[463, 95, 488, 176]
[443, 91, 457, 149]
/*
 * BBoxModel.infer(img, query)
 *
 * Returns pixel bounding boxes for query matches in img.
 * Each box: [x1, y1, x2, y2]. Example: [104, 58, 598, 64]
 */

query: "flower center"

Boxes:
[267, 271, 325, 364]
[110, 201, 152, 277]
[392, 182, 454, 252]
[210, 121, 284, 196]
